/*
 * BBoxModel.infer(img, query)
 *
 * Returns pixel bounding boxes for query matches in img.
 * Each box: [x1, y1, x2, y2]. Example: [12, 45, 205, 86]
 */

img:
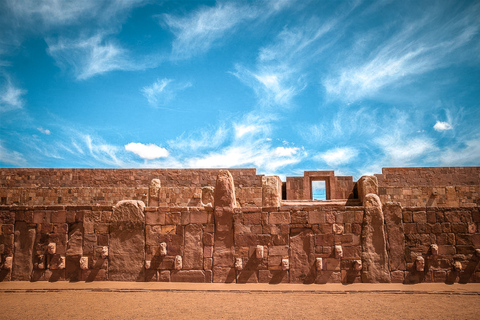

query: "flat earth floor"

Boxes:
[1, 283, 480, 319]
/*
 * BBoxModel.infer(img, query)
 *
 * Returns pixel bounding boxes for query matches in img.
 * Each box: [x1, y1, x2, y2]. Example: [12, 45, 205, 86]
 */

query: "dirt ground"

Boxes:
[1, 291, 479, 320]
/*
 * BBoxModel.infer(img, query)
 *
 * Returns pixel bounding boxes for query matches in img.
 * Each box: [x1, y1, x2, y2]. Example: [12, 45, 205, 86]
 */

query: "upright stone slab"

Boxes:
[383, 202, 406, 272]
[361, 194, 391, 283]
[12, 222, 36, 281]
[289, 229, 315, 283]
[262, 176, 282, 207]
[148, 179, 161, 207]
[357, 176, 378, 203]
[183, 224, 203, 270]
[109, 200, 145, 281]
[213, 170, 236, 283]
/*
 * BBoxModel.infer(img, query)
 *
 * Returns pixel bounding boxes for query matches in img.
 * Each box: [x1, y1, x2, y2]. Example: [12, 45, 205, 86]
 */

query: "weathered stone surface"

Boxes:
[383, 202, 406, 271]
[262, 176, 282, 207]
[149, 179, 161, 207]
[212, 266, 235, 283]
[289, 229, 315, 284]
[361, 194, 390, 283]
[183, 224, 203, 269]
[111, 200, 145, 223]
[358, 176, 378, 203]
[109, 200, 145, 281]
[12, 222, 36, 280]
[201, 187, 214, 207]
[66, 223, 83, 256]
[171, 270, 205, 282]
[214, 170, 236, 208]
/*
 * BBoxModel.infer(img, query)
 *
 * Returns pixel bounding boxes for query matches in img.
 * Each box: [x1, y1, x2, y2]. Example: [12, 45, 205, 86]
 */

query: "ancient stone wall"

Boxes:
[0, 168, 263, 207]
[1, 167, 479, 284]
[376, 167, 480, 207]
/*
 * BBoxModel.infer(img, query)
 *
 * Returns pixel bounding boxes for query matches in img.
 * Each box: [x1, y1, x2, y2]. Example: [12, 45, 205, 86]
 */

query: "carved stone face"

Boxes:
[316, 257, 323, 271]
[175, 255, 182, 270]
[256, 245, 264, 259]
[281, 258, 289, 271]
[101, 246, 108, 259]
[416, 256, 425, 272]
[235, 258, 243, 271]
[47, 242, 56, 255]
[430, 244, 439, 256]
[80, 257, 89, 270]
[58, 256, 66, 270]
[145, 260, 151, 270]
[335, 245, 343, 259]
[353, 260, 362, 271]
[453, 260, 462, 272]
[159, 242, 167, 256]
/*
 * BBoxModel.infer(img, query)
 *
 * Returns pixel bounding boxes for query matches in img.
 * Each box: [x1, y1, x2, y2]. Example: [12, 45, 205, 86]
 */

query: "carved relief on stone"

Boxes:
[256, 245, 264, 259]
[145, 260, 152, 270]
[159, 242, 167, 256]
[175, 255, 182, 270]
[3, 256, 12, 269]
[476, 249, 480, 258]
[47, 242, 56, 255]
[36, 255, 45, 269]
[453, 260, 462, 272]
[281, 258, 289, 271]
[315, 257, 323, 271]
[353, 260, 362, 271]
[101, 246, 109, 259]
[430, 244, 439, 256]
[235, 258, 243, 271]
[80, 257, 89, 270]
[415, 256, 425, 272]
[335, 245, 343, 259]
[333, 224, 344, 235]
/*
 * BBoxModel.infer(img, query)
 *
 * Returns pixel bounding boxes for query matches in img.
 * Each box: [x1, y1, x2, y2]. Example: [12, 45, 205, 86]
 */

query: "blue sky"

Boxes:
[1, 0, 479, 180]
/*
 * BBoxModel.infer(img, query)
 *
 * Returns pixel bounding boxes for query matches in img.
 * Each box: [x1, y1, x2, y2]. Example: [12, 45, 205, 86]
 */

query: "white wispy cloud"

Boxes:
[5, 0, 145, 28]
[315, 147, 358, 167]
[0, 142, 28, 166]
[141, 78, 192, 107]
[433, 121, 453, 132]
[47, 33, 152, 80]
[167, 125, 228, 152]
[323, 3, 480, 101]
[37, 128, 51, 135]
[125, 142, 169, 160]
[440, 137, 480, 165]
[0, 79, 26, 112]
[83, 134, 125, 167]
[376, 135, 436, 166]
[162, 1, 290, 60]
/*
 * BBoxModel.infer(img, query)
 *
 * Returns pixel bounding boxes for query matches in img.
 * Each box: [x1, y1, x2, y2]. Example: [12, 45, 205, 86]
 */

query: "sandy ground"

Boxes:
[1, 290, 479, 320]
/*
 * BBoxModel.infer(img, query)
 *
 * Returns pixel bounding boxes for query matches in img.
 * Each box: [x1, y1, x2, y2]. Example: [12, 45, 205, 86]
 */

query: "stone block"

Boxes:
[145, 211, 165, 225]
[183, 224, 203, 270]
[269, 212, 290, 224]
[12, 222, 36, 280]
[171, 270, 205, 282]
[212, 266, 235, 283]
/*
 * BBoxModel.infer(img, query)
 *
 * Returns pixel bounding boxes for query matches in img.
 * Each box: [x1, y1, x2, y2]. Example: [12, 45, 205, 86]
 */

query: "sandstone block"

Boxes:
[12, 222, 36, 280]
[214, 170, 236, 208]
[183, 224, 203, 270]
[262, 176, 282, 207]
[171, 270, 205, 282]
[384, 202, 406, 271]
[357, 176, 378, 203]
[361, 194, 390, 283]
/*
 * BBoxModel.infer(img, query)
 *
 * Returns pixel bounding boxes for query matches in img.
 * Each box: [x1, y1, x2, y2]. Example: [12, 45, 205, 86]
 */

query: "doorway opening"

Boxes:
[312, 180, 327, 200]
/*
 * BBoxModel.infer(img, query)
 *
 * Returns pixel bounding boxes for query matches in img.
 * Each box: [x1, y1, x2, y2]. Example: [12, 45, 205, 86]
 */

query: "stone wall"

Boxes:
[2, 202, 478, 283]
[0, 168, 263, 207]
[376, 167, 480, 207]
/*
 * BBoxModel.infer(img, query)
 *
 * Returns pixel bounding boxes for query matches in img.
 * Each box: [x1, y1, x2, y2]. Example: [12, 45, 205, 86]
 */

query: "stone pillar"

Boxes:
[361, 194, 391, 283]
[109, 200, 145, 281]
[212, 170, 236, 283]
[357, 176, 378, 204]
[148, 179, 161, 207]
[12, 222, 36, 280]
[383, 202, 406, 282]
[262, 176, 282, 207]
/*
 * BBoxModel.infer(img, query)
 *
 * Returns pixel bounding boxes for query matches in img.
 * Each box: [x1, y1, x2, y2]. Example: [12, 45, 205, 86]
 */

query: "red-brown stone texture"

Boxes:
[0, 166, 479, 284]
